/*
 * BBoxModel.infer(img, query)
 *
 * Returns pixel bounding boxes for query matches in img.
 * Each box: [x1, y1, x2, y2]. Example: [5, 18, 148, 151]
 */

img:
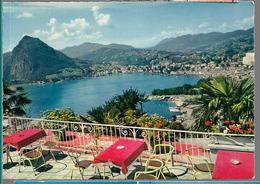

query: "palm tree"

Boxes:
[3, 83, 31, 116]
[192, 76, 254, 125]
[232, 78, 254, 121]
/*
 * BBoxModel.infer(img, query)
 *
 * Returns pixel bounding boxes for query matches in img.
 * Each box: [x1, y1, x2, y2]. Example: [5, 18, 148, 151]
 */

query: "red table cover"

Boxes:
[93, 138, 148, 174]
[3, 128, 47, 150]
[212, 150, 254, 179]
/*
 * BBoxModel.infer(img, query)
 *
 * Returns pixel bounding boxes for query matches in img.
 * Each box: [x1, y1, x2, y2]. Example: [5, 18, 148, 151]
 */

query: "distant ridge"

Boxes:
[61, 42, 135, 60]
[3, 28, 254, 83]
[153, 28, 254, 52]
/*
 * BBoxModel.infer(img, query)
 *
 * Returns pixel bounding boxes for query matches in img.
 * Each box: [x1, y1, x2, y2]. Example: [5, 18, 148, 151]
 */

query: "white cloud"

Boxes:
[62, 18, 90, 37]
[30, 17, 103, 48]
[92, 6, 111, 26]
[235, 16, 254, 29]
[16, 12, 33, 18]
[160, 28, 193, 39]
[198, 22, 209, 29]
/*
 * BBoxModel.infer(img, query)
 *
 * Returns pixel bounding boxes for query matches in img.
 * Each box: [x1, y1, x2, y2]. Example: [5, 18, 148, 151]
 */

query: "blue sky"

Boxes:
[3, 2, 254, 52]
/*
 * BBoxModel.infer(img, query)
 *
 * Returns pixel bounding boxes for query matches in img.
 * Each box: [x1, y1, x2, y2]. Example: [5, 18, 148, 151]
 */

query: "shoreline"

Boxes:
[9, 65, 254, 86]
[13, 72, 203, 86]
[147, 94, 198, 128]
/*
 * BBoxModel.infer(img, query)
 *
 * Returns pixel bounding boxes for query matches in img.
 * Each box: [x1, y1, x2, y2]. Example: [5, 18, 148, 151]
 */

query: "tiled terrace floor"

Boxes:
[3, 149, 211, 180]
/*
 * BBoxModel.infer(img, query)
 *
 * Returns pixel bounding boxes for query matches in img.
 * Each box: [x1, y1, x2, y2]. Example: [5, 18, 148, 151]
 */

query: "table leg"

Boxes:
[103, 165, 106, 179]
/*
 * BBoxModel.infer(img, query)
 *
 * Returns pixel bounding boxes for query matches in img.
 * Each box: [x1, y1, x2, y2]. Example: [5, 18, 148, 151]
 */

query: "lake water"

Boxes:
[23, 73, 200, 119]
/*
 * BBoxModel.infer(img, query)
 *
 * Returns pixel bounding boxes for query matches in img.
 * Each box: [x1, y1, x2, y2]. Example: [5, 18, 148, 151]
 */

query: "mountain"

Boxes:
[61, 42, 105, 59]
[4, 28, 254, 83]
[3, 36, 85, 83]
[61, 42, 179, 66]
[153, 28, 254, 52]
[61, 28, 254, 65]
[61, 43, 149, 65]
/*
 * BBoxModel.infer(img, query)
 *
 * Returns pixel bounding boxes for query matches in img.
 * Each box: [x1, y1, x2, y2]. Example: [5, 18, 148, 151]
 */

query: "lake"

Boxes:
[23, 73, 200, 119]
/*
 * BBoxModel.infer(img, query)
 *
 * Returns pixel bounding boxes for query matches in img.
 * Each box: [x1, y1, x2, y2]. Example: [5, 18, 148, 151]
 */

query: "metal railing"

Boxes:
[3, 116, 255, 162]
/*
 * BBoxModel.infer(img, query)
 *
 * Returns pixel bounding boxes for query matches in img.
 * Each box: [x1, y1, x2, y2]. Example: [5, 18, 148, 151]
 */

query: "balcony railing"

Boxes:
[3, 116, 255, 161]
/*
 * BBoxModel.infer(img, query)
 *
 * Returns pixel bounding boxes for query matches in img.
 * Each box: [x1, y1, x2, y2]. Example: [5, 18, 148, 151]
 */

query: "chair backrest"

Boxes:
[89, 145, 104, 160]
[68, 149, 81, 167]
[186, 147, 212, 174]
[186, 147, 212, 162]
[135, 158, 164, 180]
[152, 144, 175, 163]
[145, 158, 164, 170]
[21, 145, 43, 160]
[187, 147, 210, 157]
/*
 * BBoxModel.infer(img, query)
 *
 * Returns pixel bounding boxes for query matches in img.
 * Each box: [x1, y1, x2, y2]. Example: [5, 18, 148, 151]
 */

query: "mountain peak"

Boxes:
[4, 36, 79, 82]
[19, 35, 42, 44]
[13, 35, 51, 53]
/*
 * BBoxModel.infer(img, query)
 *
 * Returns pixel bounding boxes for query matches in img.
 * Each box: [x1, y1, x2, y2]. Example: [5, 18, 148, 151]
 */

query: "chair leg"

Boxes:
[50, 149, 57, 162]
[18, 159, 22, 173]
[78, 168, 84, 180]
[160, 170, 166, 179]
[28, 160, 37, 176]
[165, 165, 171, 173]
[107, 164, 114, 177]
[103, 165, 106, 179]
[6, 147, 13, 163]
[9, 154, 13, 163]
[96, 166, 102, 178]
[41, 155, 47, 169]
[71, 169, 74, 179]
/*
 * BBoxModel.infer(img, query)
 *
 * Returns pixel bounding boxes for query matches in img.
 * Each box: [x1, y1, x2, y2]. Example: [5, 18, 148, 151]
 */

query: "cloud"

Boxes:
[92, 6, 111, 26]
[16, 12, 33, 18]
[31, 17, 103, 48]
[160, 28, 193, 39]
[235, 16, 254, 29]
[198, 22, 209, 29]
[62, 18, 90, 37]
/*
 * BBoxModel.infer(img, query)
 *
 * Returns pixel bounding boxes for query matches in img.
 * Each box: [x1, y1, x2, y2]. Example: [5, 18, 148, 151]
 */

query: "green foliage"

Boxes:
[88, 88, 146, 124]
[3, 83, 31, 116]
[152, 79, 208, 95]
[191, 76, 254, 131]
[190, 119, 220, 132]
[167, 121, 185, 130]
[120, 109, 140, 126]
[137, 114, 168, 129]
[42, 108, 79, 121]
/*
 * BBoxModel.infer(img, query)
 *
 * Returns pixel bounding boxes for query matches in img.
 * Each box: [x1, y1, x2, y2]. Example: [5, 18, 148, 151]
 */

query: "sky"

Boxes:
[3, 2, 254, 52]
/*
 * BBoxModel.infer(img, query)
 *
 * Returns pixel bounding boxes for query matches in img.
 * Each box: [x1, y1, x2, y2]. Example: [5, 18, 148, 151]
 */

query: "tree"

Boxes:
[42, 108, 79, 121]
[3, 83, 31, 116]
[87, 88, 146, 125]
[192, 76, 254, 130]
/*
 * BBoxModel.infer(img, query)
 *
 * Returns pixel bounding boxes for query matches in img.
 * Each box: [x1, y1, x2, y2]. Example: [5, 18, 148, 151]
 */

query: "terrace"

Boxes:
[3, 116, 255, 180]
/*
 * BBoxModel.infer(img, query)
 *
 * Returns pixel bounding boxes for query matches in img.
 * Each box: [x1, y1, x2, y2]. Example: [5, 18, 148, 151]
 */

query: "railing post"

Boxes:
[8, 116, 13, 135]
[133, 128, 136, 140]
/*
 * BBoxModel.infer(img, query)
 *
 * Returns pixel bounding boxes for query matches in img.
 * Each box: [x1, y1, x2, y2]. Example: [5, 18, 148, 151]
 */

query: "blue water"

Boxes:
[22, 73, 200, 119]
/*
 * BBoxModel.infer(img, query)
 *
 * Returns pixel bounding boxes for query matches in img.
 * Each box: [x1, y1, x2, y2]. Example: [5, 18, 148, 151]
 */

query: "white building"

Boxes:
[242, 52, 255, 66]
